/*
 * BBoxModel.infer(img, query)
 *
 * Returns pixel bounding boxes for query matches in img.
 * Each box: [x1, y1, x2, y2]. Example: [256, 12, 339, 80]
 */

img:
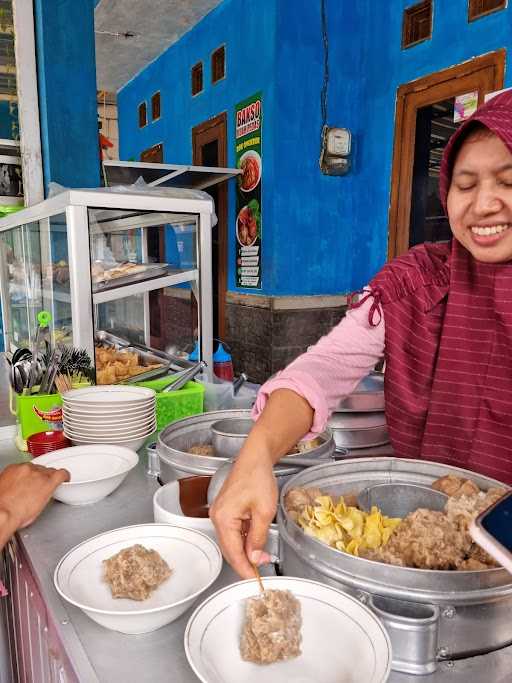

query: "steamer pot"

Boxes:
[156, 409, 335, 484]
[327, 411, 389, 449]
[277, 458, 512, 675]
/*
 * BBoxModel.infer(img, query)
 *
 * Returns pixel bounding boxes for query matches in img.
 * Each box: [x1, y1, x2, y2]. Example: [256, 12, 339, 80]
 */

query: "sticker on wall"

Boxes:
[453, 91, 478, 123]
[235, 92, 262, 289]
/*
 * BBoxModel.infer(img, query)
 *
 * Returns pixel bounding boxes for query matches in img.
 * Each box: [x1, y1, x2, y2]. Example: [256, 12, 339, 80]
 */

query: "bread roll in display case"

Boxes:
[0, 187, 218, 380]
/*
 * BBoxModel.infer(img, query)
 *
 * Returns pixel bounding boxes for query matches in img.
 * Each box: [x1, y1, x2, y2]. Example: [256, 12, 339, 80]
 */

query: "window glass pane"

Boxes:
[151, 92, 161, 120]
[138, 102, 147, 127]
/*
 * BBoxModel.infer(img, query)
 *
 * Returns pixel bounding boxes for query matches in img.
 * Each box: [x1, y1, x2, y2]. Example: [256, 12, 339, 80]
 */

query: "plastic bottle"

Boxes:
[188, 341, 199, 362]
[213, 343, 234, 381]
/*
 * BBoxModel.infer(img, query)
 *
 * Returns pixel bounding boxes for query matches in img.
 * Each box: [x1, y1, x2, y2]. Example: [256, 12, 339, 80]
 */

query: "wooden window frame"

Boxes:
[151, 91, 161, 121]
[138, 101, 147, 128]
[468, 0, 506, 22]
[191, 62, 203, 96]
[211, 45, 226, 84]
[402, 1, 433, 50]
[388, 49, 505, 259]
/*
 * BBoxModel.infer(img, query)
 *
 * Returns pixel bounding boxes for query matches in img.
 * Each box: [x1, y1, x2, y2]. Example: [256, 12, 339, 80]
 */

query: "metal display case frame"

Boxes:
[0, 188, 217, 379]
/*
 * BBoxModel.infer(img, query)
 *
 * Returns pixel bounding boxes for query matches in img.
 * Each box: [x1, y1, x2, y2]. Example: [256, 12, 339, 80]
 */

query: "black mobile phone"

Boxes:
[470, 491, 512, 573]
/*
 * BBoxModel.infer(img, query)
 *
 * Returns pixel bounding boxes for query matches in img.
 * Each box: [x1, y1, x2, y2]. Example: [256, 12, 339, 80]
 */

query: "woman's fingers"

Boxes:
[245, 506, 275, 564]
[213, 514, 254, 579]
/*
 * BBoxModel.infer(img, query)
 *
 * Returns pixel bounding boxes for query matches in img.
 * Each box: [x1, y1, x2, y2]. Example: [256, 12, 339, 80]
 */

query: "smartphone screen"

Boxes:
[480, 493, 512, 551]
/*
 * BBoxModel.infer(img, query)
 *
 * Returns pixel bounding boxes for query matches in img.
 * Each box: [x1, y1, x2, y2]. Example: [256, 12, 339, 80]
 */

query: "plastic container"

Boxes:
[213, 343, 233, 382]
[134, 377, 204, 431]
[196, 376, 234, 412]
[13, 392, 63, 441]
[27, 430, 70, 457]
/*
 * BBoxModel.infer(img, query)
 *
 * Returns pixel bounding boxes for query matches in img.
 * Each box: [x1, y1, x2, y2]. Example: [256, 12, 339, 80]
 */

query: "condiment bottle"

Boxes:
[213, 343, 234, 381]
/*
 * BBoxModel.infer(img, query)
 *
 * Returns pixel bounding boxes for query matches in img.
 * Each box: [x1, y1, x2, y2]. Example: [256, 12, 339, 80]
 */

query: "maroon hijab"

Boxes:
[363, 90, 512, 485]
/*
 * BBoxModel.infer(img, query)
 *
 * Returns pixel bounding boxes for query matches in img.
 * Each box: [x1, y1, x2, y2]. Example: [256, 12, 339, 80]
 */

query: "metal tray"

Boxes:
[94, 331, 172, 383]
[92, 262, 169, 293]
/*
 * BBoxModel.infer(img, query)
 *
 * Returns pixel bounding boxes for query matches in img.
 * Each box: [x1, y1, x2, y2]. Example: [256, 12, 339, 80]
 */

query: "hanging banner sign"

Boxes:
[235, 92, 262, 289]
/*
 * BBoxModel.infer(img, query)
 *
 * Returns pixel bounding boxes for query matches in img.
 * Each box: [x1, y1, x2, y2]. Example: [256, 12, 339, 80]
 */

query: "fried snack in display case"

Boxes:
[94, 331, 171, 384]
[91, 261, 169, 292]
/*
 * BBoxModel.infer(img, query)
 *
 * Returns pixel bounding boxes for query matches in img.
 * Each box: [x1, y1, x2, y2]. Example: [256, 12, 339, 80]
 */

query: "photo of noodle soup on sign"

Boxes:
[236, 200, 260, 247]
[238, 150, 261, 192]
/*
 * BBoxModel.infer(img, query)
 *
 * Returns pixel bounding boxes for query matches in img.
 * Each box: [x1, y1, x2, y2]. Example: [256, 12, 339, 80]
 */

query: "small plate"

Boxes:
[185, 576, 391, 683]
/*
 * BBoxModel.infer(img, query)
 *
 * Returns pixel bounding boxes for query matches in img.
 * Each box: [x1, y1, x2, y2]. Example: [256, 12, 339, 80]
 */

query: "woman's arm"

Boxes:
[210, 296, 385, 577]
[253, 297, 385, 436]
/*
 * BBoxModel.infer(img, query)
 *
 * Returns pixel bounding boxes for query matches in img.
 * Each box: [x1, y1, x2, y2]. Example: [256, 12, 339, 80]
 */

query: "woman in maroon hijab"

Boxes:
[211, 91, 512, 578]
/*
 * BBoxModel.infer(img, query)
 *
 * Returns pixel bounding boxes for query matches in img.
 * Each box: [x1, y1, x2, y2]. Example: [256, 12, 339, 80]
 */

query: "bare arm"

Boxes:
[0, 463, 70, 550]
[210, 296, 385, 578]
[210, 388, 313, 578]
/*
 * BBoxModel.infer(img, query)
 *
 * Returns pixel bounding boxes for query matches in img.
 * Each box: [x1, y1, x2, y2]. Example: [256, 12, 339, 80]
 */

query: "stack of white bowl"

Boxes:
[62, 386, 156, 451]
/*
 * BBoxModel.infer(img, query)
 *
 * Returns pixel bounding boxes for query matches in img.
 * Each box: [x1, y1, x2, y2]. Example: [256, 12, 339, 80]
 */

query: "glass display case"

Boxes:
[0, 188, 215, 380]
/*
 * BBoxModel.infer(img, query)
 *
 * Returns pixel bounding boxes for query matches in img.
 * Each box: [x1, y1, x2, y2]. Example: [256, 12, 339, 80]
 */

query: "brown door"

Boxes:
[140, 144, 165, 347]
[192, 113, 228, 340]
[388, 49, 505, 259]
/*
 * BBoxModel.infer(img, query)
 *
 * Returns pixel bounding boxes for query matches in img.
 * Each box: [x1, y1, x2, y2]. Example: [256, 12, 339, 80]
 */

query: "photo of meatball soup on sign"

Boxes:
[238, 151, 261, 192]
[237, 201, 260, 247]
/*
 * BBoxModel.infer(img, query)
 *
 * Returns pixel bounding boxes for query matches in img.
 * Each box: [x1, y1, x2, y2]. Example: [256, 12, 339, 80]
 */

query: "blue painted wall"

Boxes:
[118, 0, 512, 296]
[34, 0, 100, 192]
[118, 0, 277, 294]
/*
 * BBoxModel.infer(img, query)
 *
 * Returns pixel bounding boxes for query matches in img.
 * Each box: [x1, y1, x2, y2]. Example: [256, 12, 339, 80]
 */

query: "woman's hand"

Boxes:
[0, 462, 70, 536]
[210, 388, 315, 577]
[210, 448, 278, 578]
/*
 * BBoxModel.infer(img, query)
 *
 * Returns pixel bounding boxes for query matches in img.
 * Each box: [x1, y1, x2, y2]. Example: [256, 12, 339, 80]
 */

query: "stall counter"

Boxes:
[0, 438, 511, 682]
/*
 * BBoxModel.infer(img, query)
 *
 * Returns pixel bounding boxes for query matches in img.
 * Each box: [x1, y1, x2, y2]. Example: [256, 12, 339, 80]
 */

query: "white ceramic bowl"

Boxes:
[62, 401, 155, 415]
[62, 421, 156, 436]
[35, 445, 139, 505]
[62, 385, 155, 405]
[153, 481, 280, 557]
[63, 421, 156, 439]
[62, 408, 155, 424]
[54, 524, 223, 634]
[71, 435, 152, 451]
[153, 482, 216, 540]
[185, 576, 392, 683]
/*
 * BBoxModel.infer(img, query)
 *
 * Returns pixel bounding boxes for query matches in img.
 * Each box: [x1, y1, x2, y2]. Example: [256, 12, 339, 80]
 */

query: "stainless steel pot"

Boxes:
[206, 451, 349, 507]
[336, 371, 385, 412]
[156, 409, 335, 484]
[327, 411, 389, 449]
[210, 417, 254, 458]
[277, 458, 512, 675]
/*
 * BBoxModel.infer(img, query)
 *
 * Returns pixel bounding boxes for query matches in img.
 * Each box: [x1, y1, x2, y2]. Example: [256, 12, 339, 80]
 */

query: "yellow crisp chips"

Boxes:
[297, 494, 401, 556]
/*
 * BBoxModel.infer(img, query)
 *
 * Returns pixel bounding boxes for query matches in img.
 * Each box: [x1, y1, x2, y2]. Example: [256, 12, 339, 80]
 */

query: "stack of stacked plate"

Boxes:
[62, 386, 156, 452]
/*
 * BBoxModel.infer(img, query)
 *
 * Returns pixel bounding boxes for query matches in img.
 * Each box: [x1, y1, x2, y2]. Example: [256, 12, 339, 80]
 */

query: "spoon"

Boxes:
[13, 365, 25, 394]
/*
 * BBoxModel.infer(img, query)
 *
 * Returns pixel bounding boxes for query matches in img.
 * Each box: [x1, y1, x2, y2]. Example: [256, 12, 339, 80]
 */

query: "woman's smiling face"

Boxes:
[447, 129, 512, 263]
